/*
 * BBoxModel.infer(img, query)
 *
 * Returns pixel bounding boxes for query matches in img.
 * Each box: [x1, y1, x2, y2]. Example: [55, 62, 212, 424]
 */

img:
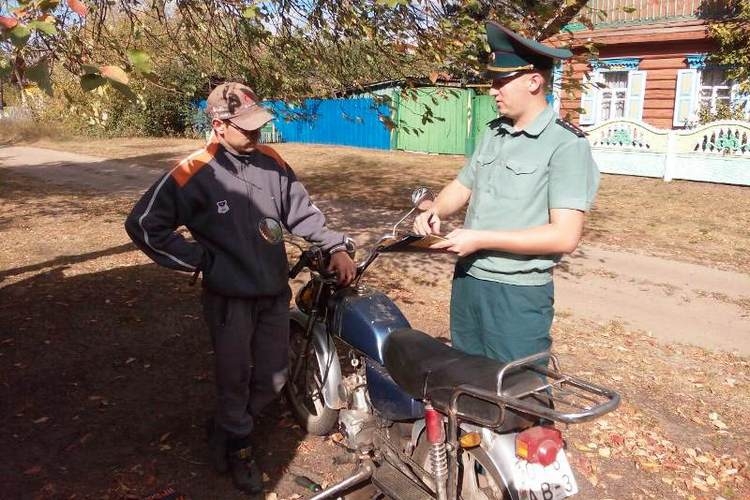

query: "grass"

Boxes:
[0, 119, 67, 145]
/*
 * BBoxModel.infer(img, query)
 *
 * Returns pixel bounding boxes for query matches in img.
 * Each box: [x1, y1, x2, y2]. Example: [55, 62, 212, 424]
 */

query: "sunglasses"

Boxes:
[225, 120, 259, 136]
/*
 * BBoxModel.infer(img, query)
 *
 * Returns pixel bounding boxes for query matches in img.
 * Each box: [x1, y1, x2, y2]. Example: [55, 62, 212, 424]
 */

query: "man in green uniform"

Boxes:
[414, 21, 599, 363]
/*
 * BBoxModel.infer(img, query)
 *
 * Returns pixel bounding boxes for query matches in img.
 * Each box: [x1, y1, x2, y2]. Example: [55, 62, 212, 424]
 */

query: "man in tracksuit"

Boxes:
[125, 82, 356, 494]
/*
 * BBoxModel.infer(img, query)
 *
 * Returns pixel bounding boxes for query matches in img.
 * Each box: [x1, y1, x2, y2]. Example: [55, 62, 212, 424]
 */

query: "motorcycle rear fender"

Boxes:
[411, 422, 520, 499]
[290, 309, 345, 410]
[461, 423, 523, 499]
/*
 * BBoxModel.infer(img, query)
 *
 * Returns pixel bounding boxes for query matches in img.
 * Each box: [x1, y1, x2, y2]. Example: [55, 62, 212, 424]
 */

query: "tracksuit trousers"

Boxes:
[201, 287, 292, 439]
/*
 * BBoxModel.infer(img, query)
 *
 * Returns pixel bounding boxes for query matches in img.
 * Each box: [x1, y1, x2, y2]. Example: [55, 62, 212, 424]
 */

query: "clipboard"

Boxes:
[378, 232, 452, 253]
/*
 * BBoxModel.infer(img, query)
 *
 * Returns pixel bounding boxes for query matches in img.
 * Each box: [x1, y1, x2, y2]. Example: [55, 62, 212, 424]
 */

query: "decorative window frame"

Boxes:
[673, 53, 750, 127]
[590, 57, 642, 72]
[685, 53, 707, 70]
[579, 57, 646, 126]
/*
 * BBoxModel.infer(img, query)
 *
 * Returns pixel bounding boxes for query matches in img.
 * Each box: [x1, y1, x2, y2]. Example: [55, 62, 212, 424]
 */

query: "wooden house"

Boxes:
[550, 0, 749, 129]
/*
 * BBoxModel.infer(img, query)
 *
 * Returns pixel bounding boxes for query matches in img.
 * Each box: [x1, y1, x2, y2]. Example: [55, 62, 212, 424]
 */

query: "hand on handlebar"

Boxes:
[327, 251, 356, 286]
[413, 210, 441, 236]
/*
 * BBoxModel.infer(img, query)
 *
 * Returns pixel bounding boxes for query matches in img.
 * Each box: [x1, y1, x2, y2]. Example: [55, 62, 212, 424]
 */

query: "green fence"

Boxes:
[393, 87, 497, 156]
[470, 93, 498, 156]
[395, 88, 470, 155]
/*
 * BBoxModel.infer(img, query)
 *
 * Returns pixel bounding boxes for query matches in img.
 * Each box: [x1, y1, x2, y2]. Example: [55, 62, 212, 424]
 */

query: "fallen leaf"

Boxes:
[692, 477, 709, 492]
[574, 442, 591, 452]
[609, 433, 625, 446]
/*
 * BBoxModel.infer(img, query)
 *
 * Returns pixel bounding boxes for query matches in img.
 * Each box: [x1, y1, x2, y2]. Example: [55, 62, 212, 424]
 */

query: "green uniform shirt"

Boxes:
[456, 106, 600, 286]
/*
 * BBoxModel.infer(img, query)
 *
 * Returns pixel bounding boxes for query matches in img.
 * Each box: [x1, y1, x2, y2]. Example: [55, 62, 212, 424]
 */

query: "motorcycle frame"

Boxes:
[285, 236, 619, 500]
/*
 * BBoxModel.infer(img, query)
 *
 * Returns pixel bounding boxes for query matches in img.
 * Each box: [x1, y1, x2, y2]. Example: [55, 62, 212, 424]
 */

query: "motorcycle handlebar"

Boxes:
[288, 256, 308, 279]
[288, 247, 339, 281]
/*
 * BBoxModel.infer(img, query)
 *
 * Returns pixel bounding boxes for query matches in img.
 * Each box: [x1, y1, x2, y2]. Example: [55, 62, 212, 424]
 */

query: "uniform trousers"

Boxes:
[450, 265, 554, 364]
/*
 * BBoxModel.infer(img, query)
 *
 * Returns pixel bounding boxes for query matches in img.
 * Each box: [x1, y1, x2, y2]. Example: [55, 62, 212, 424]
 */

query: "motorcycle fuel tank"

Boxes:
[331, 287, 410, 365]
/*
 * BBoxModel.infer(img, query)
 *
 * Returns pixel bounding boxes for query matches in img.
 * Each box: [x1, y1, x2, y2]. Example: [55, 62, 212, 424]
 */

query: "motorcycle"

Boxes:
[258, 188, 620, 500]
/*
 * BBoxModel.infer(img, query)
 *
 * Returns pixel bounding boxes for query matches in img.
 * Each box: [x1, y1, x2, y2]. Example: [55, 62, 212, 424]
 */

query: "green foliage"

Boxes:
[32, 60, 208, 138]
[697, 101, 748, 124]
[1, 0, 592, 137]
[703, 0, 750, 92]
[1, 1, 588, 99]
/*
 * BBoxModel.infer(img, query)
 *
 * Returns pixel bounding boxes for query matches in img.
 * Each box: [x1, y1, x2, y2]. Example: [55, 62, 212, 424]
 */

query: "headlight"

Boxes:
[295, 280, 319, 314]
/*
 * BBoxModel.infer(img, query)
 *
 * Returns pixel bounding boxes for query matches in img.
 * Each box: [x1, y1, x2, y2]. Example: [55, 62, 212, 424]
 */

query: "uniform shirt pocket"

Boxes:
[500, 160, 542, 199]
[474, 154, 497, 190]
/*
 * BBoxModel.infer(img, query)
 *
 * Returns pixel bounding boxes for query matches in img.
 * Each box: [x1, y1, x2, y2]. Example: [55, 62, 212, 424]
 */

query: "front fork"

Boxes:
[291, 283, 326, 387]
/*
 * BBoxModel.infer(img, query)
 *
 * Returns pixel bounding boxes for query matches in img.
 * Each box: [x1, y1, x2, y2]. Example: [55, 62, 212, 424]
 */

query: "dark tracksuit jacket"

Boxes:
[125, 141, 348, 297]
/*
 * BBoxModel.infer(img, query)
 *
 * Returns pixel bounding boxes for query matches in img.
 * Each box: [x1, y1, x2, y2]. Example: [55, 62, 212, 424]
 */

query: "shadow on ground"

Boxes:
[0, 263, 308, 499]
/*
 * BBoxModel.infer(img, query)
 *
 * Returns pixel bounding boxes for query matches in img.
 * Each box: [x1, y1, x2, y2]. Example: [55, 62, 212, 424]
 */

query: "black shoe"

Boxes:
[227, 441, 263, 494]
[205, 417, 229, 474]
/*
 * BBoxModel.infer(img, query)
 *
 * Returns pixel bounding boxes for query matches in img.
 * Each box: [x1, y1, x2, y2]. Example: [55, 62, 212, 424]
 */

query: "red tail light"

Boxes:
[516, 426, 563, 466]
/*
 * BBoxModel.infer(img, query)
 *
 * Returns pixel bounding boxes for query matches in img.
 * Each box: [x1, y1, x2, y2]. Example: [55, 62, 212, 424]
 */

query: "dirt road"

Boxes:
[2, 144, 748, 355]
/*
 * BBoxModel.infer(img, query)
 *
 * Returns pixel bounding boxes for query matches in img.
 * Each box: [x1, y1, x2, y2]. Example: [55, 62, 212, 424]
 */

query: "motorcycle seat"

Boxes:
[383, 328, 547, 431]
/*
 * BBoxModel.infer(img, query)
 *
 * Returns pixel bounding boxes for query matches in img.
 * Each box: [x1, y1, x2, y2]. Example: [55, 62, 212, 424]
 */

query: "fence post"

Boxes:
[663, 131, 677, 182]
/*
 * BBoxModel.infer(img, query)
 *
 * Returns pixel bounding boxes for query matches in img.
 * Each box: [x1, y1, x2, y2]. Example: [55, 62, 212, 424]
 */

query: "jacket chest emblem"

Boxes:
[216, 200, 230, 214]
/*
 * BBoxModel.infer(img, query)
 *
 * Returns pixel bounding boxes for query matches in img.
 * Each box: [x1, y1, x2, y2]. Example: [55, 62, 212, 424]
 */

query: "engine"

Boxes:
[337, 355, 376, 450]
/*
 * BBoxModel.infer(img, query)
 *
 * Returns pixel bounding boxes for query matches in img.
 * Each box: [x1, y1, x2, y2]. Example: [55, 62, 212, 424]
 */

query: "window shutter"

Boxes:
[730, 83, 750, 120]
[579, 71, 599, 125]
[551, 61, 563, 113]
[673, 69, 698, 127]
[625, 70, 647, 121]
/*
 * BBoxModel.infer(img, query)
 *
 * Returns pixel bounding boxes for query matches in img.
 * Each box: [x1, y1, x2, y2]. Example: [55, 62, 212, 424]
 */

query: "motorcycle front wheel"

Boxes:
[413, 437, 510, 500]
[286, 320, 339, 435]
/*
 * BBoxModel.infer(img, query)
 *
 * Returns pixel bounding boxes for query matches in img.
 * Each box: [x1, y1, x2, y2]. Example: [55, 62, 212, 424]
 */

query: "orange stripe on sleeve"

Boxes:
[171, 142, 220, 187]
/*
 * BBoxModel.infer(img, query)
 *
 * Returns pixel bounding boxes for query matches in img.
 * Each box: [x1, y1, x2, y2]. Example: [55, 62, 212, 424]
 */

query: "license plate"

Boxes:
[513, 450, 578, 500]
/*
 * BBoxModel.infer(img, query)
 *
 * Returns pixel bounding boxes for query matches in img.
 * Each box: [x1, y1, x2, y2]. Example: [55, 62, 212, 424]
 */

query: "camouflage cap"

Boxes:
[206, 82, 274, 131]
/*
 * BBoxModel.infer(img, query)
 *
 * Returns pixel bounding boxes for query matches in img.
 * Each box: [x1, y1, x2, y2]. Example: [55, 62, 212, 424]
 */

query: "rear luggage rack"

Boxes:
[450, 352, 620, 428]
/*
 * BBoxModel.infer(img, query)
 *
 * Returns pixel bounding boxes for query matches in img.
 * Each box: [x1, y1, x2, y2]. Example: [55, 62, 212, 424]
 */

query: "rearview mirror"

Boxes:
[411, 186, 434, 211]
[258, 217, 284, 245]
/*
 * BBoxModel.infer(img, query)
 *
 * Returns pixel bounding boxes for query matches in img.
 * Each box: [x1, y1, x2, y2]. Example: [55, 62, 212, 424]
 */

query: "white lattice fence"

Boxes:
[587, 119, 750, 186]
[586, 120, 669, 178]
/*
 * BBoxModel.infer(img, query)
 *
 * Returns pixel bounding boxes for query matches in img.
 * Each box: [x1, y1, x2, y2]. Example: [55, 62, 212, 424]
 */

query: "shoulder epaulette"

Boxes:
[488, 116, 512, 133]
[555, 118, 586, 138]
[254, 144, 288, 169]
